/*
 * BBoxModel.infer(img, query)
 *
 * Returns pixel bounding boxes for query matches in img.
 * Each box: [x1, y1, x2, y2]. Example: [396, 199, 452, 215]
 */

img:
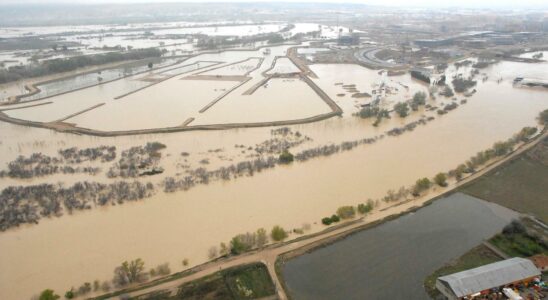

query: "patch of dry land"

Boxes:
[0, 43, 547, 300]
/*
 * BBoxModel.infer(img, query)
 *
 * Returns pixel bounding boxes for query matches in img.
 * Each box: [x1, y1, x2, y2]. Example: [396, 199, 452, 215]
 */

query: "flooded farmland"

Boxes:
[281, 193, 518, 300]
[0, 18, 547, 300]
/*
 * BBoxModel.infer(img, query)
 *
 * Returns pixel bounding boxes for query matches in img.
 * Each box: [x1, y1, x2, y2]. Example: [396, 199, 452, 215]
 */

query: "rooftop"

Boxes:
[437, 257, 540, 298]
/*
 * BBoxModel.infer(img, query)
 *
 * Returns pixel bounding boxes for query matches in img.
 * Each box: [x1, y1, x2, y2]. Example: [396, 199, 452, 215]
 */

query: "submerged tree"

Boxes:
[434, 173, 448, 187]
[279, 150, 294, 164]
[394, 102, 410, 118]
[39, 289, 60, 300]
[113, 258, 146, 287]
[271, 225, 288, 241]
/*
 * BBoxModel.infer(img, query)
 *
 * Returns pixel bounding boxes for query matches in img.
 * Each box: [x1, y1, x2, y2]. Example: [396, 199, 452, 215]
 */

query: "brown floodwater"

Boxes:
[0, 56, 546, 299]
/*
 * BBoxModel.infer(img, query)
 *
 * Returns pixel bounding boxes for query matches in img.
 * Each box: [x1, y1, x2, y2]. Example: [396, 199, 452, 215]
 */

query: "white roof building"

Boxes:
[435, 257, 540, 300]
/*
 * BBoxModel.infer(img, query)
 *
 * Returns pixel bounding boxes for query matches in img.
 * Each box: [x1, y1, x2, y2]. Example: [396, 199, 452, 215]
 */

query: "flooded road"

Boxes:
[0, 56, 546, 299]
[282, 193, 518, 300]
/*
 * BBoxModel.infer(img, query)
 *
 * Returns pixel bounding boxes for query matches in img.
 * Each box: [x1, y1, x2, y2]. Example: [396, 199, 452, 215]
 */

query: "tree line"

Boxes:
[0, 48, 162, 84]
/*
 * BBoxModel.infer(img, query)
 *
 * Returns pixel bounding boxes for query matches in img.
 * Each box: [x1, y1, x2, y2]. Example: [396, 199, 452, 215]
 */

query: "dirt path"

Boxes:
[114, 131, 546, 300]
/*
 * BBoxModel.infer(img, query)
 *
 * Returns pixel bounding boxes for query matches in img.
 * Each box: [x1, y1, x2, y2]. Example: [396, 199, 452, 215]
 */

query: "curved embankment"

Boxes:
[0, 110, 341, 137]
[93, 130, 547, 300]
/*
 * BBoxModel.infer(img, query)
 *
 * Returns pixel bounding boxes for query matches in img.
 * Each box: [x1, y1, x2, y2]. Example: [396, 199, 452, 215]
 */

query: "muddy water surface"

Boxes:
[0, 58, 546, 299]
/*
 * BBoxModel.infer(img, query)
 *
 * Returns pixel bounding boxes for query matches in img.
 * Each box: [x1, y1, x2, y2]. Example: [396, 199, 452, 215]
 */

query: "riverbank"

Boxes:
[89, 129, 546, 300]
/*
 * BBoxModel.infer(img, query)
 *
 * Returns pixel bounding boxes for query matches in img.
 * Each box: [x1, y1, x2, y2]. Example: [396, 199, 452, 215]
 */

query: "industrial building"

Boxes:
[435, 257, 541, 300]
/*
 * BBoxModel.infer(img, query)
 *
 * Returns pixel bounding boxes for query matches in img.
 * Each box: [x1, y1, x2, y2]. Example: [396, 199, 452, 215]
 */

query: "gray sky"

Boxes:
[3, 0, 548, 8]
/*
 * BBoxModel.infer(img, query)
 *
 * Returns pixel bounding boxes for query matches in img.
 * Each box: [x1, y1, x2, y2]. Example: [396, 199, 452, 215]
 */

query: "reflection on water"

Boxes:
[282, 193, 518, 300]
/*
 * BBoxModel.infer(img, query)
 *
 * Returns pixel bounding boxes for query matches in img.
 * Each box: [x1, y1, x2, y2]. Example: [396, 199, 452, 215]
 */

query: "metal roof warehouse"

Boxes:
[435, 257, 541, 300]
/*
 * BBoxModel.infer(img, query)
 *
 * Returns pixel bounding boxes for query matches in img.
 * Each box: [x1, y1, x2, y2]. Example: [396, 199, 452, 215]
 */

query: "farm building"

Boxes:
[435, 257, 541, 300]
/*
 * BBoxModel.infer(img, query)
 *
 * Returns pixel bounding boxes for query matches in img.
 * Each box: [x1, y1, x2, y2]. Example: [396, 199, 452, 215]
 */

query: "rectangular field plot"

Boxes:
[66, 78, 238, 131]
[265, 57, 300, 75]
[199, 58, 262, 77]
[158, 61, 220, 76]
[192, 78, 333, 125]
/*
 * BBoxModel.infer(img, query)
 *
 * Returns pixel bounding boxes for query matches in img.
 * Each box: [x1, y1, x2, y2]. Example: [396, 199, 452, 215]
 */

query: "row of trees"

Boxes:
[211, 226, 288, 258]
[41, 259, 173, 299]
[1, 145, 117, 179]
[0, 48, 162, 84]
[58, 146, 116, 164]
[386, 116, 434, 137]
[322, 200, 376, 226]
[0, 153, 97, 179]
[254, 127, 310, 155]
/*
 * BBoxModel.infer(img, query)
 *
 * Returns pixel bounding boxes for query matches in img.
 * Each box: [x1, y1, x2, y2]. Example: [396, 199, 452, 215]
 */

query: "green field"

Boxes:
[135, 263, 276, 300]
[490, 231, 548, 258]
[423, 245, 502, 299]
[461, 137, 548, 223]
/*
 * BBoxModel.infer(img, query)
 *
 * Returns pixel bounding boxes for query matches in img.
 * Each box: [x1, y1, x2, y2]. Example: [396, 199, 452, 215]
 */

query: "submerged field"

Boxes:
[0, 44, 339, 133]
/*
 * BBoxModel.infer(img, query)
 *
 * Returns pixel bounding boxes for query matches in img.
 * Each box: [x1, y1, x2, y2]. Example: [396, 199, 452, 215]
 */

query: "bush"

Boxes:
[516, 127, 537, 142]
[413, 177, 431, 196]
[452, 77, 477, 93]
[230, 233, 257, 255]
[493, 141, 512, 156]
[64, 289, 74, 299]
[357, 200, 374, 214]
[539, 109, 548, 125]
[394, 102, 409, 117]
[502, 219, 526, 235]
[357, 106, 379, 119]
[39, 289, 60, 300]
[439, 86, 454, 97]
[271, 225, 288, 241]
[411, 91, 427, 111]
[322, 217, 333, 225]
[336, 206, 356, 219]
[278, 150, 294, 164]
[434, 173, 447, 187]
[267, 34, 285, 44]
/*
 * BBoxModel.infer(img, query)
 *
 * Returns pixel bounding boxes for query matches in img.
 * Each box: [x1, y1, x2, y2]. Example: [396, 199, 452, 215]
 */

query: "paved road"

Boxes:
[117, 130, 546, 300]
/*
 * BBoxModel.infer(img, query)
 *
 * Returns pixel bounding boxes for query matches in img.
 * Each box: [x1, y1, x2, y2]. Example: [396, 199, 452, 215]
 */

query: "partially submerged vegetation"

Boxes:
[107, 142, 166, 178]
[0, 181, 154, 231]
[0, 145, 116, 179]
